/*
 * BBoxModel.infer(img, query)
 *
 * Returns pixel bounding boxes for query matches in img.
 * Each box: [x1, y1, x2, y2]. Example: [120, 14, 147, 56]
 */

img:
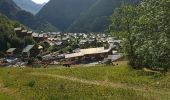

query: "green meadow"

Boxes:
[0, 62, 169, 100]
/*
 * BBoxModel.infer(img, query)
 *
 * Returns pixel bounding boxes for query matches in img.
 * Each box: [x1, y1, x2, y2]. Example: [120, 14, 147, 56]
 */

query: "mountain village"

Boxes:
[0, 27, 122, 67]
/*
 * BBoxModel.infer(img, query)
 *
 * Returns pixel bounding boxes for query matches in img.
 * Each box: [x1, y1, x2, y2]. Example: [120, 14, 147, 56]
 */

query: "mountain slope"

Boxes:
[13, 0, 44, 14]
[37, 0, 97, 31]
[68, 0, 139, 32]
[0, 13, 21, 51]
[0, 0, 58, 32]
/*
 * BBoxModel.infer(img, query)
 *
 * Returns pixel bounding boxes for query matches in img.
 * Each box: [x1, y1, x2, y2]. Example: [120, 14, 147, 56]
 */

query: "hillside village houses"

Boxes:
[0, 27, 122, 67]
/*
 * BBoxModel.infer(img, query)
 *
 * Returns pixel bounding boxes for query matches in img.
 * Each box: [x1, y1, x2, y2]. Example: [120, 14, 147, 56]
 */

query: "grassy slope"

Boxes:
[0, 93, 13, 100]
[0, 62, 169, 100]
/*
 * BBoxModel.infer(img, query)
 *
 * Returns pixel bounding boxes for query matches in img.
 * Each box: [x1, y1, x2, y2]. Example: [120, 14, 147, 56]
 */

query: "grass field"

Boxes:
[0, 61, 170, 100]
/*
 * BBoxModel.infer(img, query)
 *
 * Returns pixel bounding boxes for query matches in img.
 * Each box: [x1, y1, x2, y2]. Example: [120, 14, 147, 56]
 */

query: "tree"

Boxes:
[109, 4, 139, 67]
[109, 0, 170, 71]
[24, 36, 35, 46]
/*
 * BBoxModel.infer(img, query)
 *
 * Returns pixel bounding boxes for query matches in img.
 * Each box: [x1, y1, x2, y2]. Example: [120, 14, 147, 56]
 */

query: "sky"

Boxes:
[32, 0, 49, 4]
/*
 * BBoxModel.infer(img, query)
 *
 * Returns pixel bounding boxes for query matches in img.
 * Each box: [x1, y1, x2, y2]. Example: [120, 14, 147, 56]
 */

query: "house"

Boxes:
[16, 30, 28, 38]
[14, 27, 22, 38]
[22, 45, 34, 58]
[32, 32, 39, 41]
[15, 27, 33, 38]
[14, 27, 22, 33]
[6, 48, 17, 57]
[38, 34, 44, 41]
[32, 33, 47, 42]
[27, 31, 33, 36]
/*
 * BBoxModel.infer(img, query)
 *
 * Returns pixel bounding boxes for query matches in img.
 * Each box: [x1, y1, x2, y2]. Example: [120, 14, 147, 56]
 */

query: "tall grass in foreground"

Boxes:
[0, 62, 169, 100]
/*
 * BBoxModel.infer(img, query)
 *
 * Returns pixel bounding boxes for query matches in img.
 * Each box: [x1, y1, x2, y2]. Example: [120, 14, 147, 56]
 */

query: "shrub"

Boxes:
[27, 79, 36, 87]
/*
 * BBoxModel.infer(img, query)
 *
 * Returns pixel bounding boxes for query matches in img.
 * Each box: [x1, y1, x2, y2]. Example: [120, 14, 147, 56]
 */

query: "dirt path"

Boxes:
[0, 83, 22, 100]
[0, 83, 15, 95]
[30, 73, 153, 92]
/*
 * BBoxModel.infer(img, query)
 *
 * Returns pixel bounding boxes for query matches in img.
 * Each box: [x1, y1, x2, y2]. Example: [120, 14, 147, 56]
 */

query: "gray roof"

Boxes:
[22, 45, 34, 53]
[14, 27, 22, 31]
[32, 33, 39, 37]
[65, 47, 112, 59]
[21, 30, 27, 33]
[6, 48, 16, 53]
[27, 31, 33, 34]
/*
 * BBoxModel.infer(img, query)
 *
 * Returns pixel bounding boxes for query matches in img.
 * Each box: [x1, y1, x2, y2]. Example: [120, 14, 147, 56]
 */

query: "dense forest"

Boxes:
[109, 0, 170, 71]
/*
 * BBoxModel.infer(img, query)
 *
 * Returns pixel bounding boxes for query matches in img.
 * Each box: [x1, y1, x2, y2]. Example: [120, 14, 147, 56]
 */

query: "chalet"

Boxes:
[32, 33, 47, 42]
[42, 33, 48, 39]
[14, 27, 22, 38]
[14, 27, 22, 33]
[27, 31, 33, 36]
[32, 32, 39, 41]
[22, 45, 34, 58]
[16, 30, 28, 38]
[6, 48, 17, 57]
[39, 34, 44, 41]
[15, 27, 33, 38]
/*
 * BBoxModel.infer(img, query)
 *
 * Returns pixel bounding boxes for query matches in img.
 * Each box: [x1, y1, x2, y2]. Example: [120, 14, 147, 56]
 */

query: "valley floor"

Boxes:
[0, 61, 170, 100]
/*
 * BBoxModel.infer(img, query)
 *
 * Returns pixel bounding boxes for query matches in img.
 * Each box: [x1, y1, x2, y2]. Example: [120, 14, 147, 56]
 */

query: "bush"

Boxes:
[27, 79, 36, 87]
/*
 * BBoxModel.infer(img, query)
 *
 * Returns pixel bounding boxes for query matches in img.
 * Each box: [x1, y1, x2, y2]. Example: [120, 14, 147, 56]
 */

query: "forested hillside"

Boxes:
[0, 13, 21, 52]
[68, 0, 139, 32]
[38, 0, 139, 32]
[13, 0, 45, 14]
[37, 0, 97, 31]
[0, 0, 58, 32]
[68, 0, 122, 32]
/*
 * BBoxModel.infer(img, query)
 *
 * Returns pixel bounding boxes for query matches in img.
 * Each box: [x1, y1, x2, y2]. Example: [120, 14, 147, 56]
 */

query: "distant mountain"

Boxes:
[37, 0, 97, 31]
[0, 0, 58, 32]
[37, 0, 139, 32]
[13, 0, 44, 14]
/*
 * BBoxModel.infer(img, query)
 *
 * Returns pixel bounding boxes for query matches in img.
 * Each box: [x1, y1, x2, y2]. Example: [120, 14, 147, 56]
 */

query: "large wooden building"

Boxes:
[64, 46, 114, 64]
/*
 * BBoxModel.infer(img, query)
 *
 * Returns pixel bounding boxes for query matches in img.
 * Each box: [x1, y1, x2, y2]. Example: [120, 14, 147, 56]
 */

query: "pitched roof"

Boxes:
[21, 30, 27, 33]
[6, 48, 16, 53]
[65, 47, 112, 59]
[27, 31, 33, 34]
[65, 52, 84, 59]
[22, 45, 34, 53]
[80, 47, 105, 55]
[14, 27, 22, 31]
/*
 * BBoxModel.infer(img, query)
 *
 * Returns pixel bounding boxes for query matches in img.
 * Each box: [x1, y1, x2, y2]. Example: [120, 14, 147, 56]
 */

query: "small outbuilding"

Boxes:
[6, 48, 17, 57]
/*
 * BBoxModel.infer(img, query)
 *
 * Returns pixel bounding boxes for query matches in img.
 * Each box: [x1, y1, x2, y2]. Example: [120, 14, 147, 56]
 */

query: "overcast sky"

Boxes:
[32, 0, 49, 4]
